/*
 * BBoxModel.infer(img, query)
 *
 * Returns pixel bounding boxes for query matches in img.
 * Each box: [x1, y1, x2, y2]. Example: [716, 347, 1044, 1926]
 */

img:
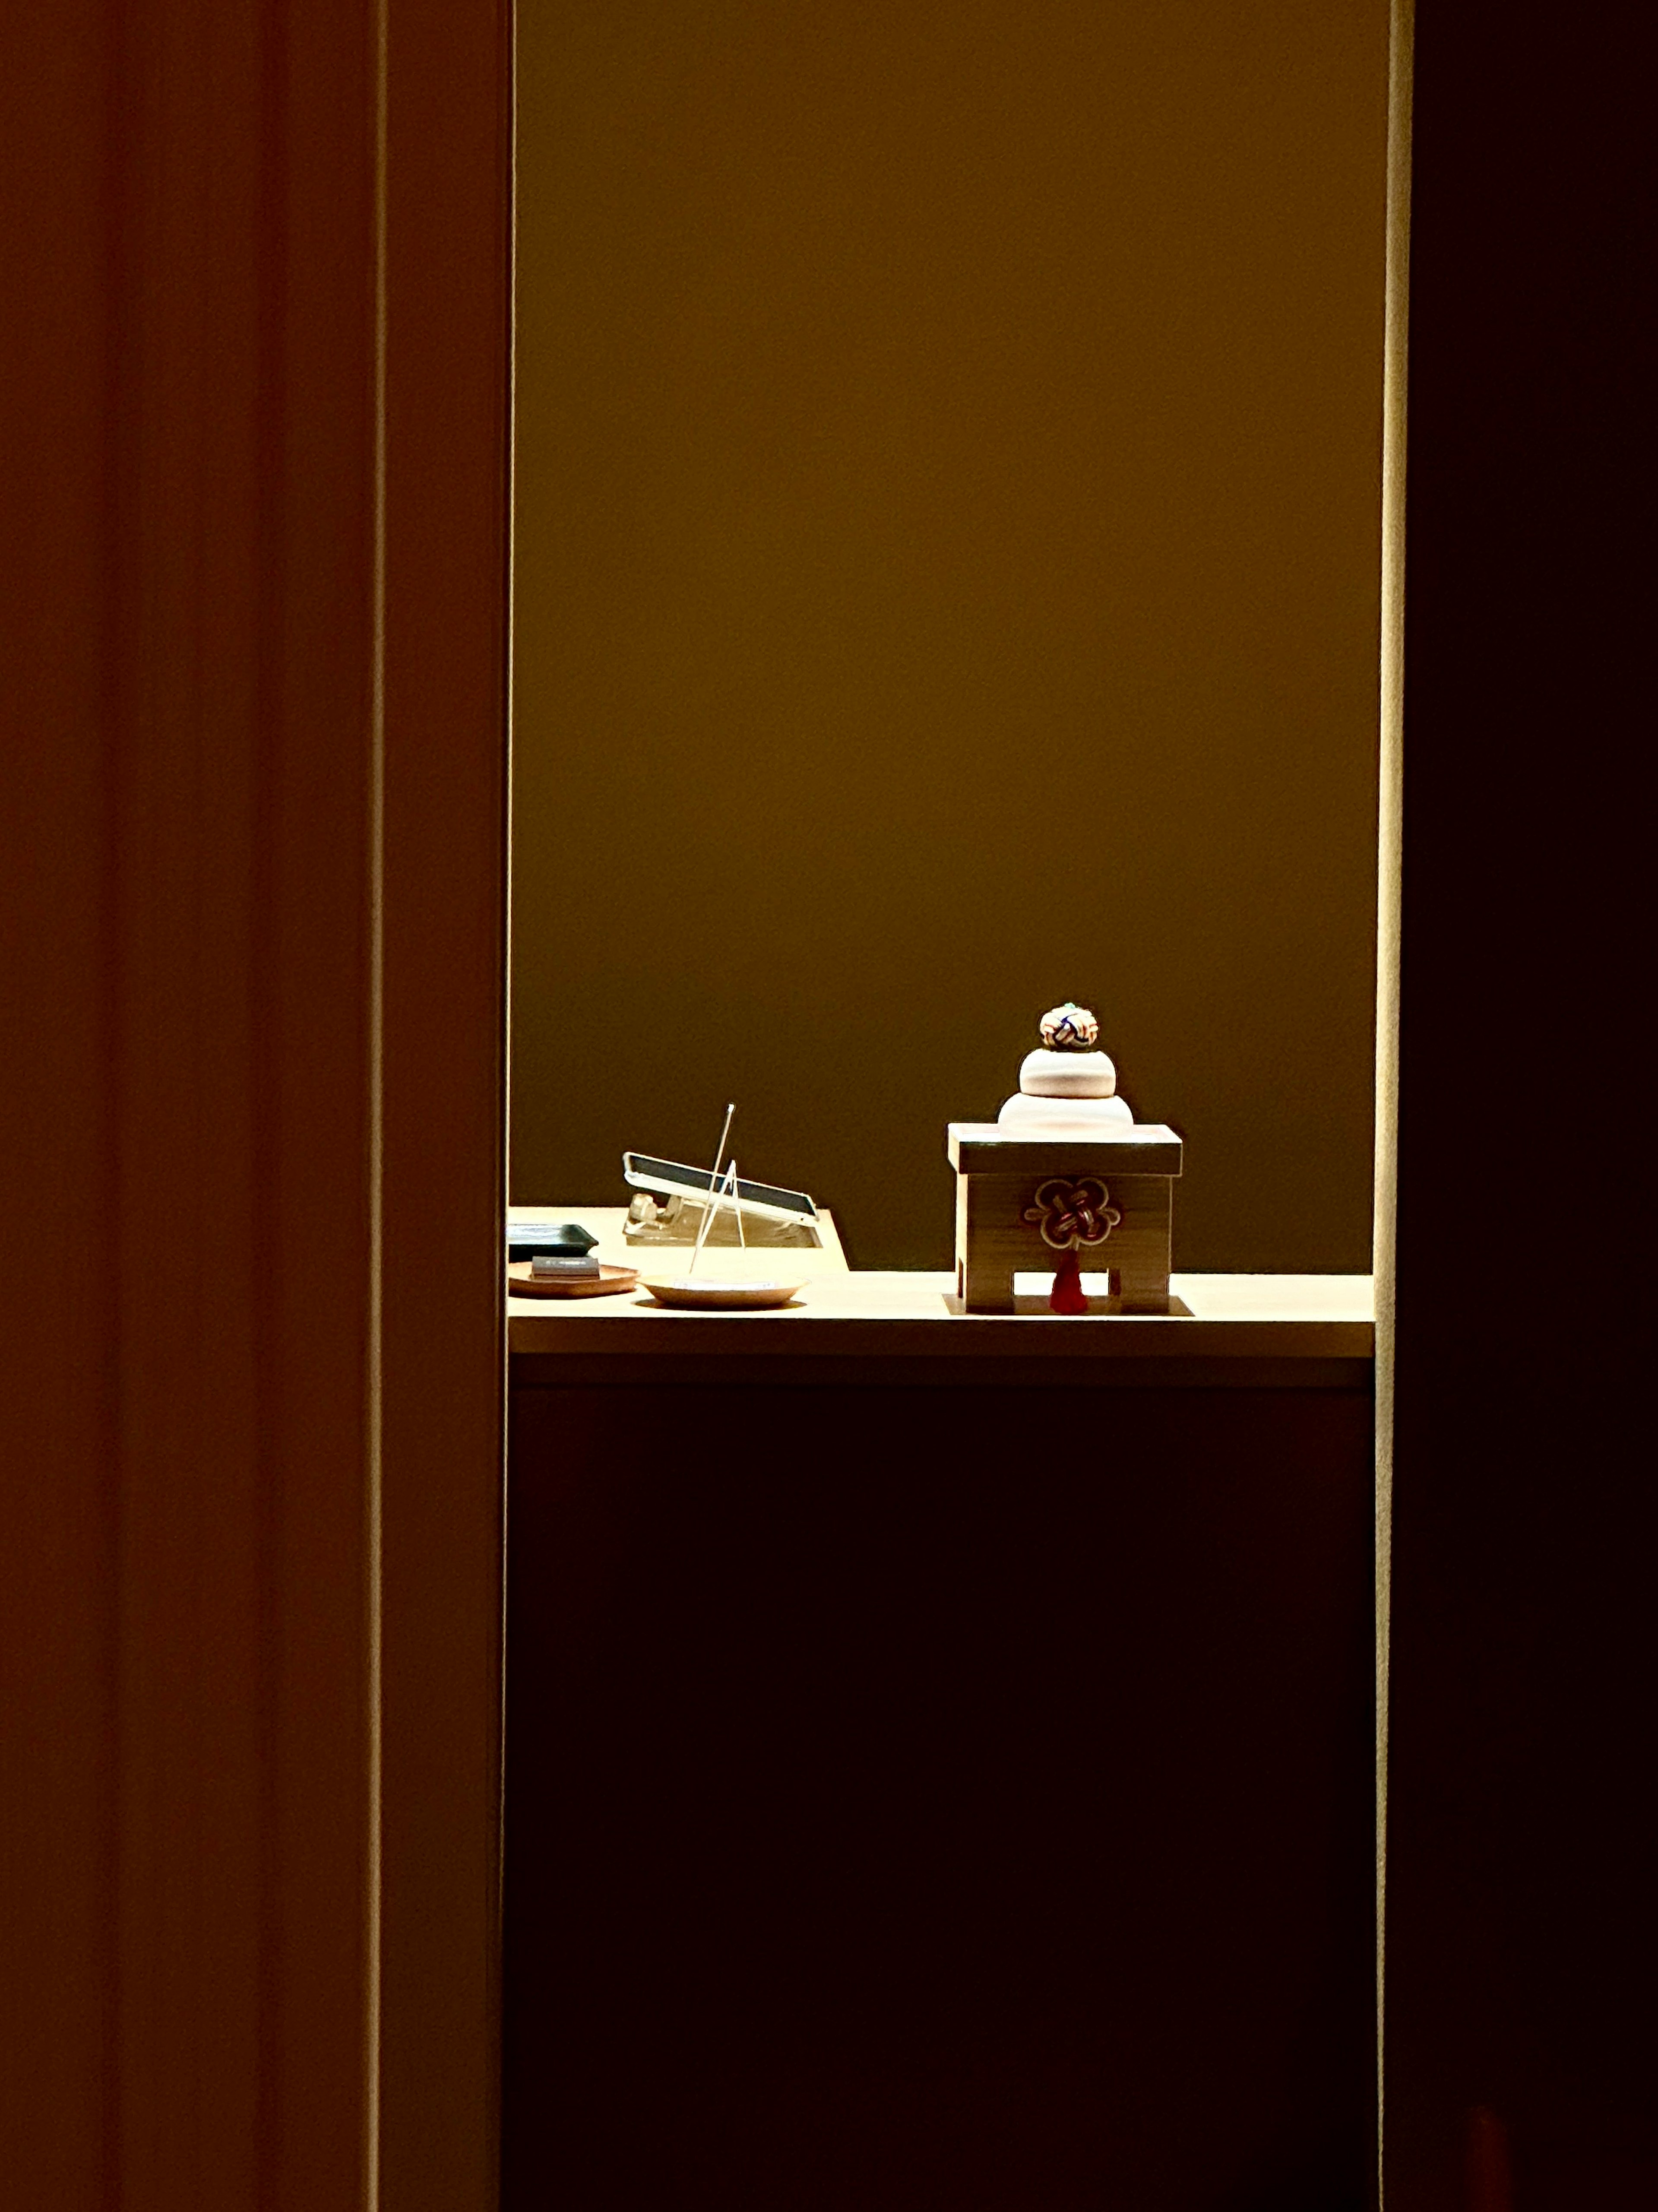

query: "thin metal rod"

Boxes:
[687, 1103, 735, 1276]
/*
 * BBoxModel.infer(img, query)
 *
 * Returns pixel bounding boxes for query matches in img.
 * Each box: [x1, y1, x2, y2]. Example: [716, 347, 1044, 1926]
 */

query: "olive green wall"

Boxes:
[512, 1, 1387, 1271]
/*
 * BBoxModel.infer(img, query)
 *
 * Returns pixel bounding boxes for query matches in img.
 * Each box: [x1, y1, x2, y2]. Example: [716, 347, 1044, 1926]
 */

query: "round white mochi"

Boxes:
[1018, 1046, 1117, 1098]
[997, 1090, 1133, 1127]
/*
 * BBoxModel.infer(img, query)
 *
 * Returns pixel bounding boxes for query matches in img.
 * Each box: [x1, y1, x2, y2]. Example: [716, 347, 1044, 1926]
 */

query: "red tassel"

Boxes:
[1049, 1248, 1088, 1315]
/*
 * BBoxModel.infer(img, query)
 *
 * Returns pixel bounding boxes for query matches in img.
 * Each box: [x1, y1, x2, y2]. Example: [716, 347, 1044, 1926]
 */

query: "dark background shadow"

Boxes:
[504, 1379, 1375, 2209]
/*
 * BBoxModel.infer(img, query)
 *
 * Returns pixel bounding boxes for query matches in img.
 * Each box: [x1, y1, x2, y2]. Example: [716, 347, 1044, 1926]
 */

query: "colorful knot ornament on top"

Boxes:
[1038, 1002, 1099, 1050]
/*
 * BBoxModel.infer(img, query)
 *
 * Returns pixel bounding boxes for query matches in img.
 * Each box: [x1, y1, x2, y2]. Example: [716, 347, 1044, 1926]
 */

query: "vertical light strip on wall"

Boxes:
[1374, 0, 1413, 2198]
[365, 0, 390, 2202]
[500, 0, 518, 1974]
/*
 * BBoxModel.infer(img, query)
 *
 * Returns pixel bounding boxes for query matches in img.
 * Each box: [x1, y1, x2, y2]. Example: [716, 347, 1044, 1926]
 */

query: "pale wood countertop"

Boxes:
[509, 1261, 1373, 1372]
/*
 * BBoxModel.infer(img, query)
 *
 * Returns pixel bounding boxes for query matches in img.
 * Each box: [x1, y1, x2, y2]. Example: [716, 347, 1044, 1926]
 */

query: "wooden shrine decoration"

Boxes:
[946, 1123, 1183, 1314]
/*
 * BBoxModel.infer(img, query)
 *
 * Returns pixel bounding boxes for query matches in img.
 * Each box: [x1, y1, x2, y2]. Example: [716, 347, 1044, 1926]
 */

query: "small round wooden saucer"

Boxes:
[507, 1260, 639, 1299]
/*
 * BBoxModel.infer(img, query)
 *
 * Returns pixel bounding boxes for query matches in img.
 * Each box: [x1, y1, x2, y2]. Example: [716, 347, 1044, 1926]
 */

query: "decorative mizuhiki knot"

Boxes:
[1023, 1176, 1120, 1252]
[1038, 1002, 1099, 1051]
[1023, 1176, 1120, 1314]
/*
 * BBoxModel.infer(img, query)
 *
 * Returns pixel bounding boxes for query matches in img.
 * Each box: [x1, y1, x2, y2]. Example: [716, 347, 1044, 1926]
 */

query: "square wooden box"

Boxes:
[946, 1122, 1184, 1314]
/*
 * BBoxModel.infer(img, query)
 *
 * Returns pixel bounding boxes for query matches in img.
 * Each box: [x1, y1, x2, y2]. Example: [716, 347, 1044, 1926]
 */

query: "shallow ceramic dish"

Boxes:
[639, 1276, 805, 1311]
[507, 1260, 639, 1299]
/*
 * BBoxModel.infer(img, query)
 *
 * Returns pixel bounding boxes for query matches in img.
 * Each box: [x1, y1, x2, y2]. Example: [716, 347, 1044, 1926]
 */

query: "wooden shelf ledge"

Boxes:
[509, 1271, 1373, 1390]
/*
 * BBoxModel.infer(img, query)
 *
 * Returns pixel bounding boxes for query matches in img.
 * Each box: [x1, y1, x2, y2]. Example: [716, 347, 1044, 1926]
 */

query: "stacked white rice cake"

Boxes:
[996, 1001, 1133, 1128]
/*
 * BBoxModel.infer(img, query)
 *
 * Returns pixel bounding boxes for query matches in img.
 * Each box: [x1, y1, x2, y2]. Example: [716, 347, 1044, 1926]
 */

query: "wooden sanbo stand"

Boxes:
[948, 1123, 1183, 1313]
